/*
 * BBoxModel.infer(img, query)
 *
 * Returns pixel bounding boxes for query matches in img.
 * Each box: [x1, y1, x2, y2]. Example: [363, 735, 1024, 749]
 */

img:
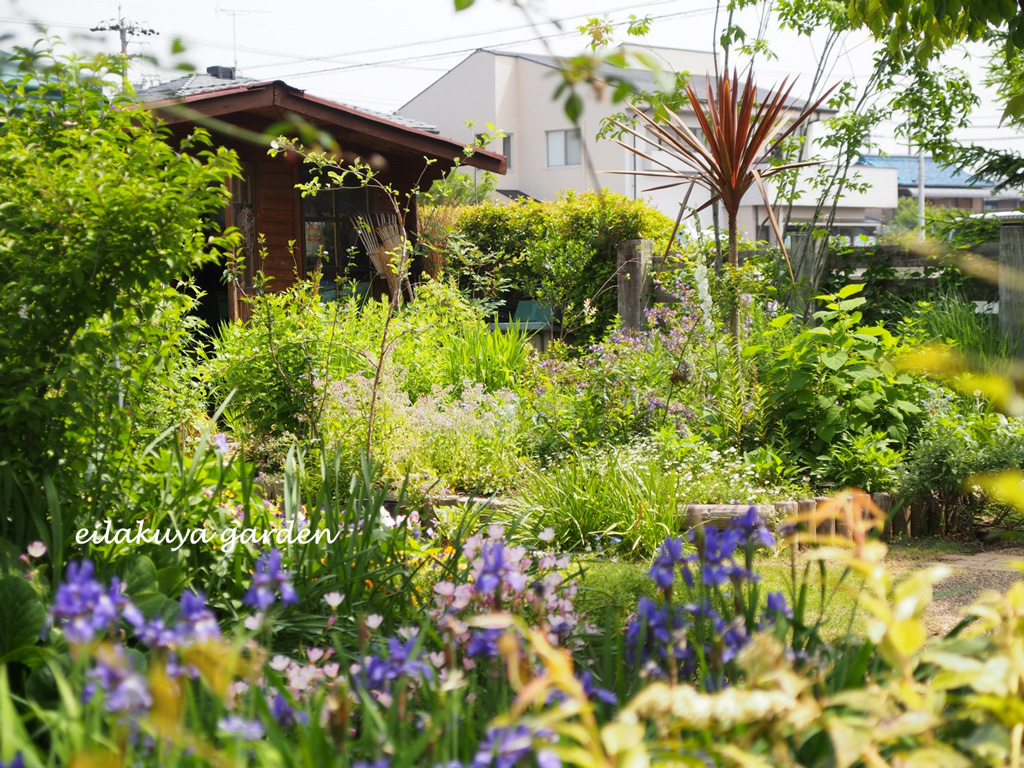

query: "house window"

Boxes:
[301, 168, 371, 282]
[475, 133, 512, 169]
[546, 128, 582, 168]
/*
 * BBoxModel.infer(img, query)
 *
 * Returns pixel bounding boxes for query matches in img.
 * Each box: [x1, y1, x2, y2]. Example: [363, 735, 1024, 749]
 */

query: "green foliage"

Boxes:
[0, 50, 237, 472]
[206, 281, 365, 449]
[817, 431, 905, 492]
[438, 234, 519, 316]
[504, 443, 685, 558]
[452, 190, 674, 343]
[930, 208, 1002, 250]
[440, 321, 533, 395]
[205, 277, 535, 491]
[759, 284, 926, 470]
[878, 196, 941, 241]
[383, 383, 532, 495]
[898, 393, 1024, 529]
[0, 48, 239, 550]
[902, 289, 1017, 362]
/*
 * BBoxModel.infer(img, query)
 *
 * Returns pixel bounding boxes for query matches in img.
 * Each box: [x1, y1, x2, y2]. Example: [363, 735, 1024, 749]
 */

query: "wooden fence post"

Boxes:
[1000, 221, 1024, 352]
[910, 502, 927, 538]
[617, 239, 653, 330]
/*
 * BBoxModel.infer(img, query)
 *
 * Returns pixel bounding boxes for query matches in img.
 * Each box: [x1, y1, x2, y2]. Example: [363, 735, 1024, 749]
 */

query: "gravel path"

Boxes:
[897, 548, 1024, 635]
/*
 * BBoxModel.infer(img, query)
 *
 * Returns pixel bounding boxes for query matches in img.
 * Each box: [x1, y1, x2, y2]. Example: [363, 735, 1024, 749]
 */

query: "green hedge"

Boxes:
[453, 190, 674, 344]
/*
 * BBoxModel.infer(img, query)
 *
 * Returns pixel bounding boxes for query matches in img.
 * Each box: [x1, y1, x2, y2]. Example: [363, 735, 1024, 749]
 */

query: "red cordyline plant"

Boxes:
[609, 70, 838, 279]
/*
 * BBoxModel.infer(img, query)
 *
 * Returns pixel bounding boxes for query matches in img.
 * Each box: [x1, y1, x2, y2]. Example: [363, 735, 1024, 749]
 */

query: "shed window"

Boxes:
[300, 168, 371, 282]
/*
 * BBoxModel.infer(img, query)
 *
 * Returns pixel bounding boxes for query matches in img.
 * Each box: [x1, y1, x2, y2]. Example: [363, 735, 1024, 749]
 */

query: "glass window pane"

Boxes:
[547, 131, 564, 167]
[333, 186, 367, 216]
[303, 189, 333, 218]
[304, 221, 334, 273]
[566, 128, 582, 166]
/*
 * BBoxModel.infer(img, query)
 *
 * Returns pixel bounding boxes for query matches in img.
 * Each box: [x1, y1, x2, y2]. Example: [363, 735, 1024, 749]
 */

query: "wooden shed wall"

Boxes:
[254, 156, 302, 290]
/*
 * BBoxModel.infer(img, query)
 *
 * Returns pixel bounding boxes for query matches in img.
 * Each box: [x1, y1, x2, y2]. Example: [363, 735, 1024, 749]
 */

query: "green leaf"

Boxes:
[836, 296, 868, 312]
[564, 91, 584, 123]
[0, 576, 46, 658]
[893, 399, 923, 414]
[454, 0, 475, 9]
[837, 283, 866, 299]
[121, 554, 159, 596]
[821, 349, 850, 371]
[157, 566, 187, 595]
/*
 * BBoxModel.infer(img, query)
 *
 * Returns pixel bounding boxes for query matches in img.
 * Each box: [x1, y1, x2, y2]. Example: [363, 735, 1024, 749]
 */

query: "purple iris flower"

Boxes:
[179, 590, 221, 642]
[244, 549, 298, 610]
[85, 644, 153, 714]
[765, 591, 793, 620]
[465, 628, 503, 658]
[625, 597, 687, 667]
[49, 560, 137, 644]
[649, 537, 684, 589]
[471, 725, 559, 768]
[476, 541, 505, 594]
[270, 693, 308, 727]
[734, 507, 776, 547]
[359, 635, 433, 692]
[579, 670, 617, 706]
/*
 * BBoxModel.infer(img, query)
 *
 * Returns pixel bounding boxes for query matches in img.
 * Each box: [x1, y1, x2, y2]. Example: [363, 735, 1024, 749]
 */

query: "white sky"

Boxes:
[4, 0, 1024, 158]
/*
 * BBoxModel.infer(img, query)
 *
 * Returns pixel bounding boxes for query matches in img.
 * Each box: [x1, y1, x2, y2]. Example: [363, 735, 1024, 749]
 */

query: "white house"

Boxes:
[400, 45, 897, 243]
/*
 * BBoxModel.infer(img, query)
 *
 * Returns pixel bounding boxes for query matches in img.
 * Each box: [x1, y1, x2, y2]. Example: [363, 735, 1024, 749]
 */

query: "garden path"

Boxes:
[909, 547, 1024, 635]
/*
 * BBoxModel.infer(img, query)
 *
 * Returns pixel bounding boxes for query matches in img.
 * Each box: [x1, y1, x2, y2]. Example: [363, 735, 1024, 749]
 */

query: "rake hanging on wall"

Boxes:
[351, 211, 413, 303]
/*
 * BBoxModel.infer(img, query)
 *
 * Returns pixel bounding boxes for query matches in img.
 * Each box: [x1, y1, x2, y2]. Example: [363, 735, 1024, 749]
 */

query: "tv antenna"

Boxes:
[216, 6, 270, 75]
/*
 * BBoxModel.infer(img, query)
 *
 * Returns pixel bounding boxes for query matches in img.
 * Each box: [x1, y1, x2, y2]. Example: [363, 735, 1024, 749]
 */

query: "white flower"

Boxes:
[538, 528, 555, 543]
[26, 541, 46, 558]
[323, 591, 345, 609]
[365, 614, 383, 630]
[244, 613, 265, 631]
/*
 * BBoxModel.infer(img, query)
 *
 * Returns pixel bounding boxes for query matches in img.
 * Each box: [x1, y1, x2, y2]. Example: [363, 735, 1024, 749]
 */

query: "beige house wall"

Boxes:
[401, 48, 899, 242]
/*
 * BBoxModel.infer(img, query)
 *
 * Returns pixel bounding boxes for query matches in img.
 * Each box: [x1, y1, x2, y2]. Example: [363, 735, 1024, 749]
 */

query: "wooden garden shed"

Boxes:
[138, 68, 506, 324]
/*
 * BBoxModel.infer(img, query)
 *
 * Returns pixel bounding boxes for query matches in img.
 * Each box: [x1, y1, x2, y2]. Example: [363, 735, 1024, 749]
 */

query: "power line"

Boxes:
[242, 0, 687, 72]
[278, 6, 719, 82]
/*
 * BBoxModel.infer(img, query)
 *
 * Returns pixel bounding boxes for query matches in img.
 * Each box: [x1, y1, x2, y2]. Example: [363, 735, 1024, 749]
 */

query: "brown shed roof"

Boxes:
[143, 79, 506, 174]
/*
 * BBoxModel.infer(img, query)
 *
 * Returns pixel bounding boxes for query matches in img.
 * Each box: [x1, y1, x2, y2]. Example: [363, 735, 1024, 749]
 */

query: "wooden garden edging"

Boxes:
[260, 480, 943, 543]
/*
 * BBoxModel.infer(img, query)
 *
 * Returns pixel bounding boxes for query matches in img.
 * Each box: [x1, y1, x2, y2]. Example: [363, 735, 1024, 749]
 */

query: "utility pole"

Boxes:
[91, 7, 156, 88]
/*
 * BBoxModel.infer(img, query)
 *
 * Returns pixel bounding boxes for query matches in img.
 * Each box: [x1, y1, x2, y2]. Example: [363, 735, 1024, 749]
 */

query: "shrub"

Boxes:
[898, 392, 1024, 531]
[758, 284, 927, 472]
[453, 190, 675, 343]
[206, 281, 373, 453]
[0, 48, 239, 547]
